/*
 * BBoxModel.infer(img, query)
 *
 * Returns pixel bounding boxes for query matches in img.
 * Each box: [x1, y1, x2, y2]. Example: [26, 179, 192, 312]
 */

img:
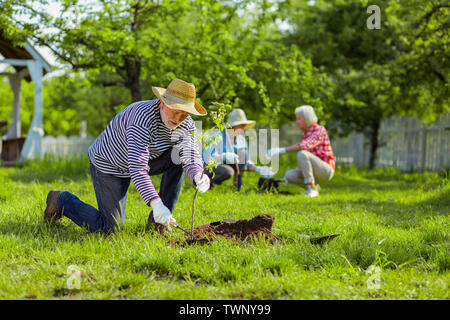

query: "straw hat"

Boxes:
[227, 108, 256, 129]
[152, 78, 207, 116]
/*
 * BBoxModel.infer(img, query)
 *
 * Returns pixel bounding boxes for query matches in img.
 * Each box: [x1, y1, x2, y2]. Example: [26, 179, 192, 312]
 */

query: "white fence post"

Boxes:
[421, 124, 427, 173]
[42, 134, 94, 158]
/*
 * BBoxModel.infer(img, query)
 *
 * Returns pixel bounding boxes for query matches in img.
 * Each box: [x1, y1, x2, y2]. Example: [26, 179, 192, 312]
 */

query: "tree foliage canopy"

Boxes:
[1, 0, 332, 135]
[279, 0, 449, 167]
[0, 0, 448, 163]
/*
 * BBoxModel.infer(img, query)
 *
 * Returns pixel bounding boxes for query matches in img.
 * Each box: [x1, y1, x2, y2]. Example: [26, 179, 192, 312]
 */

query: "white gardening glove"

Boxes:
[267, 147, 287, 158]
[150, 198, 176, 228]
[255, 166, 275, 178]
[215, 152, 239, 164]
[194, 172, 210, 193]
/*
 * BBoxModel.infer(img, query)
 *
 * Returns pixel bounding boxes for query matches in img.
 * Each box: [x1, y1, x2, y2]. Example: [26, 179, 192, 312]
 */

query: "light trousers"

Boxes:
[284, 150, 334, 188]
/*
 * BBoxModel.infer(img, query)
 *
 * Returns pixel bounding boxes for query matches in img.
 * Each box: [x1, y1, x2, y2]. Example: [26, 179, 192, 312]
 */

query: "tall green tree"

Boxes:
[280, 0, 449, 168]
[386, 0, 449, 121]
[280, 0, 395, 167]
[2, 0, 191, 102]
[2, 0, 333, 135]
[176, 0, 333, 127]
[42, 72, 129, 136]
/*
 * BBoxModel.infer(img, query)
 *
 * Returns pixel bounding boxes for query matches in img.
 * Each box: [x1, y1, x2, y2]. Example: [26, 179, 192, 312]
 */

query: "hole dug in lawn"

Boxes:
[169, 214, 282, 247]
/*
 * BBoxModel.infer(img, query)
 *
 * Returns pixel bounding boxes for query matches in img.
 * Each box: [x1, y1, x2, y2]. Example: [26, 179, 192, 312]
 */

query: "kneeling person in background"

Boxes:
[203, 108, 273, 190]
[267, 105, 335, 197]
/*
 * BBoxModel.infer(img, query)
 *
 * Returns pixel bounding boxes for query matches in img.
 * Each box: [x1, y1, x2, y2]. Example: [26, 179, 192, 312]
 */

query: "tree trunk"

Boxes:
[368, 119, 381, 169]
[123, 57, 142, 102]
[127, 78, 142, 102]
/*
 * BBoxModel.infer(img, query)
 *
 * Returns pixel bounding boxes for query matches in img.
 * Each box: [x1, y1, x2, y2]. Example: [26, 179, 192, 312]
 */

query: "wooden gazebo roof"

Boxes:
[0, 31, 51, 81]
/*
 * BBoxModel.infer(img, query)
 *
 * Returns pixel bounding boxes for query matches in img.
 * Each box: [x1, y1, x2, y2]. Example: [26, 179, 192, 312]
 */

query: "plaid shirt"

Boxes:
[298, 123, 335, 170]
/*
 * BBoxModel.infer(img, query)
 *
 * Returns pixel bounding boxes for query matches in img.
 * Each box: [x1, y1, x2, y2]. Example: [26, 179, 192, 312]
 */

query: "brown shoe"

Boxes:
[44, 190, 63, 222]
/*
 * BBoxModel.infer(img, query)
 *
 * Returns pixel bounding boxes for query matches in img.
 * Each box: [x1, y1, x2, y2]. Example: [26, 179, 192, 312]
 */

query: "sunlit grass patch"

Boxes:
[0, 160, 448, 299]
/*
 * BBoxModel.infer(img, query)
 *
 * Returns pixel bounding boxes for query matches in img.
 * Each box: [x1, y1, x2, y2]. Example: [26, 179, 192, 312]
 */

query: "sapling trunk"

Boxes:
[233, 162, 242, 191]
[233, 162, 240, 186]
[191, 169, 206, 240]
[191, 189, 198, 240]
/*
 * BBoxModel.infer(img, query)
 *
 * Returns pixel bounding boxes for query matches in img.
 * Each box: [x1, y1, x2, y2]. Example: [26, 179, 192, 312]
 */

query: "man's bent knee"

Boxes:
[102, 223, 121, 234]
[101, 213, 124, 234]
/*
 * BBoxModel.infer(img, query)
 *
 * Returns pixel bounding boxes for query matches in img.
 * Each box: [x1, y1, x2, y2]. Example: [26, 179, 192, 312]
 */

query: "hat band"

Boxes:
[165, 88, 195, 102]
[228, 120, 255, 126]
[162, 92, 195, 107]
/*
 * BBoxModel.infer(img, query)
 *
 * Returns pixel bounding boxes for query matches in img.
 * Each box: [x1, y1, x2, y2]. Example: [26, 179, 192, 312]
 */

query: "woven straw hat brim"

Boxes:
[152, 87, 207, 116]
[228, 120, 256, 130]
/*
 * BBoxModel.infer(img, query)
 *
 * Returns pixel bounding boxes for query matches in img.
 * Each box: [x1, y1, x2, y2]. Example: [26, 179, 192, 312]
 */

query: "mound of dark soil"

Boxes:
[170, 215, 281, 247]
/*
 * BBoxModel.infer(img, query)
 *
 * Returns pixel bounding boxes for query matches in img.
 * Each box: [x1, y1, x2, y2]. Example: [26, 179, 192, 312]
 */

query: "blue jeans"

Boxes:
[57, 149, 184, 233]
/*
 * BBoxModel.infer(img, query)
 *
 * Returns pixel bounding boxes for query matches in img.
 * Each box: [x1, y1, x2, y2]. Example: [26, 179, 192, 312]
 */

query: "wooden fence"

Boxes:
[38, 113, 450, 172]
[42, 135, 95, 158]
[282, 113, 450, 172]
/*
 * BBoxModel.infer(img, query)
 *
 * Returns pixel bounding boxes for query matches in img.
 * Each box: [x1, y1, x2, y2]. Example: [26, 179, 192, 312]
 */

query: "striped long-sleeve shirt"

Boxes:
[88, 99, 204, 205]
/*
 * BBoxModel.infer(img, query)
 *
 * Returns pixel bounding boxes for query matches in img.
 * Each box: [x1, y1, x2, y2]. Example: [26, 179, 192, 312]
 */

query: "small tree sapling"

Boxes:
[190, 102, 231, 238]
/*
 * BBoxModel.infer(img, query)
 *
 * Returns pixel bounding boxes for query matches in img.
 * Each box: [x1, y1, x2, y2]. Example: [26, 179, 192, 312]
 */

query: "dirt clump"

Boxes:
[170, 215, 281, 247]
[257, 178, 293, 195]
[258, 178, 282, 192]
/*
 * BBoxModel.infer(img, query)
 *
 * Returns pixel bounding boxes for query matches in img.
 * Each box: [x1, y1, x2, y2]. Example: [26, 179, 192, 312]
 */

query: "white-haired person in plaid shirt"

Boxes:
[267, 105, 335, 197]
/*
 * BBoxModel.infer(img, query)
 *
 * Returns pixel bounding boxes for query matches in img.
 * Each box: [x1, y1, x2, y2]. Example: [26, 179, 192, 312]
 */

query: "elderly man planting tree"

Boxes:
[267, 105, 335, 197]
[202, 108, 274, 189]
[43, 78, 210, 233]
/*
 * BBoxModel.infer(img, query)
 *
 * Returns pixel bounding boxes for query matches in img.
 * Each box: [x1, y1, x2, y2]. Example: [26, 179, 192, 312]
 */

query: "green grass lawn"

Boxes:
[0, 156, 448, 299]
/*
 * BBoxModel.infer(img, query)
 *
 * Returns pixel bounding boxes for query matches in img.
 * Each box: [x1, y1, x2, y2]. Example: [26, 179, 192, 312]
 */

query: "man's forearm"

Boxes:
[129, 167, 159, 206]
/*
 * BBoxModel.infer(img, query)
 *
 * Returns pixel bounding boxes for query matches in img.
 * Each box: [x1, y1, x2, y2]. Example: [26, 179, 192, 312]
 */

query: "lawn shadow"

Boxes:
[6, 157, 91, 183]
[417, 187, 450, 208]
[315, 186, 449, 229]
[7, 159, 164, 185]
[272, 168, 449, 229]
[272, 173, 424, 195]
[326, 175, 416, 193]
[0, 220, 110, 245]
[0, 216, 170, 247]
